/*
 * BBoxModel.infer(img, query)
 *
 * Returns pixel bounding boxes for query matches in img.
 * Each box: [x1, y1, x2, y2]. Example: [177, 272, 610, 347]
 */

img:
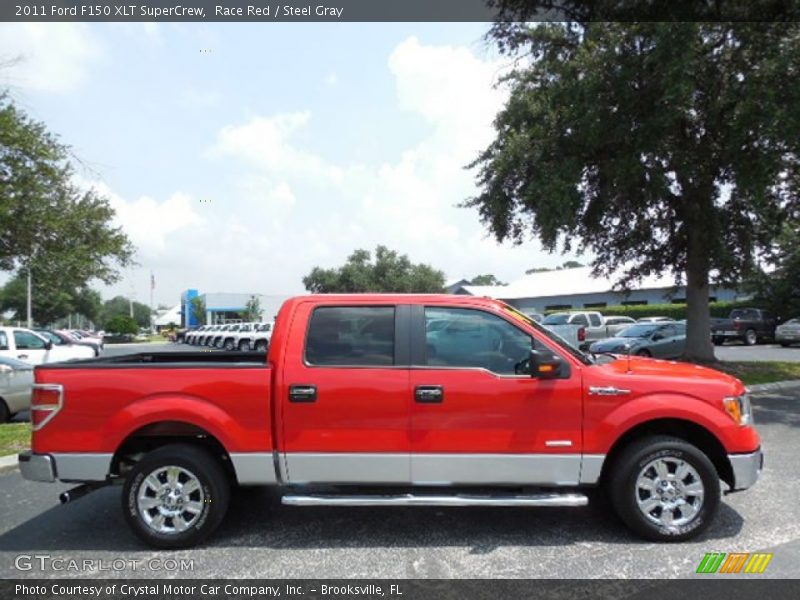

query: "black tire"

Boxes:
[255, 340, 269, 352]
[122, 443, 230, 549]
[238, 340, 251, 352]
[223, 339, 235, 351]
[608, 435, 720, 542]
[712, 337, 724, 346]
[636, 349, 652, 357]
[0, 399, 9, 423]
[744, 329, 758, 346]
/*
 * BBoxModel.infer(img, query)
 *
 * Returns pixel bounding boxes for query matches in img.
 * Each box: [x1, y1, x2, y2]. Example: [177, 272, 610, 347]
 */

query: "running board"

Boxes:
[281, 493, 588, 507]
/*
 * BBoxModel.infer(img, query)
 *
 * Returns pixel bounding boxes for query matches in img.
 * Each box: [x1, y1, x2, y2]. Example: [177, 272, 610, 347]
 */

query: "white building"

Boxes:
[451, 267, 743, 313]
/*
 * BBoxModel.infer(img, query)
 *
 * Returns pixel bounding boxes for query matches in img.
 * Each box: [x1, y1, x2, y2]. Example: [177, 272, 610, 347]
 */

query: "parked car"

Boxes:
[589, 322, 687, 359]
[0, 327, 95, 365]
[196, 325, 219, 346]
[21, 295, 761, 548]
[542, 311, 632, 350]
[637, 316, 675, 323]
[221, 323, 256, 351]
[0, 356, 33, 422]
[184, 326, 205, 345]
[36, 330, 101, 357]
[67, 330, 104, 351]
[57, 330, 103, 355]
[711, 308, 777, 346]
[776, 317, 800, 347]
[249, 321, 273, 352]
[211, 324, 240, 349]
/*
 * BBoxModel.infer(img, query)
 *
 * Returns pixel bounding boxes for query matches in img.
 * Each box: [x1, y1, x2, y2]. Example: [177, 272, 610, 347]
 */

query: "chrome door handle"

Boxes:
[415, 385, 444, 403]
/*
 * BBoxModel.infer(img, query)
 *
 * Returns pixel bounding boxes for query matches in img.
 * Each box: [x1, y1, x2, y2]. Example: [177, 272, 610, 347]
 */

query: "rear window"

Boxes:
[306, 306, 395, 366]
[543, 314, 569, 325]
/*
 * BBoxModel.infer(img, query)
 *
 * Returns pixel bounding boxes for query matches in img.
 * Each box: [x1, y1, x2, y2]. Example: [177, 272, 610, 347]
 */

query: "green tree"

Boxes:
[243, 295, 263, 322]
[100, 296, 150, 329]
[747, 221, 800, 320]
[525, 261, 585, 275]
[469, 274, 507, 286]
[467, 21, 800, 360]
[190, 296, 207, 325]
[303, 246, 446, 293]
[0, 95, 135, 324]
[105, 315, 138, 335]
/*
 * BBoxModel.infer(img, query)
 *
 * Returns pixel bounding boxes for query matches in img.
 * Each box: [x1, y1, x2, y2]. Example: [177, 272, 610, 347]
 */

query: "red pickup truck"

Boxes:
[19, 294, 762, 548]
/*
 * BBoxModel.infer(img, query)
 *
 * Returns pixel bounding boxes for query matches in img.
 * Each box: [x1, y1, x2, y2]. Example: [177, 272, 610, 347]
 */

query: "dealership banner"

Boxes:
[2, 0, 800, 22]
[4, 580, 800, 600]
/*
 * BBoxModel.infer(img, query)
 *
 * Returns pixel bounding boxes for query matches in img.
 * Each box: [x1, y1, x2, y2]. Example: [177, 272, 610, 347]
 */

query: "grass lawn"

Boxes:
[0, 423, 31, 457]
[711, 361, 800, 386]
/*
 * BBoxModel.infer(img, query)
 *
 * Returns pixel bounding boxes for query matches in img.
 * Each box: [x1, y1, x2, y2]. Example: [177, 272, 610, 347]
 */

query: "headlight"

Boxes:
[724, 394, 753, 426]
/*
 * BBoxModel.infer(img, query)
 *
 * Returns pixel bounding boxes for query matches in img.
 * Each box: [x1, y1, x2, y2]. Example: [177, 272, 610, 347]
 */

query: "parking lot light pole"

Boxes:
[26, 267, 32, 328]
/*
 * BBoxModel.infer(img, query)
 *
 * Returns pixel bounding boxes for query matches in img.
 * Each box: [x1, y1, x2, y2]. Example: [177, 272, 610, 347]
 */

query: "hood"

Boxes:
[589, 355, 745, 399]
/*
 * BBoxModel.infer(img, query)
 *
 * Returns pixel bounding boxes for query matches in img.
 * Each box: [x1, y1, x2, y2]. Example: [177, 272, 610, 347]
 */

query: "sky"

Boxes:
[0, 22, 580, 309]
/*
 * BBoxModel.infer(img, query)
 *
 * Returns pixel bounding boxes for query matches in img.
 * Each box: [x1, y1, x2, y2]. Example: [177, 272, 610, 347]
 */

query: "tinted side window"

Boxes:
[306, 306, 395, 366]
[425, 308, 532, 375]
[14, 331, 45, 350]
[588, 314, 602, 327]
[571, 314, 589, 326]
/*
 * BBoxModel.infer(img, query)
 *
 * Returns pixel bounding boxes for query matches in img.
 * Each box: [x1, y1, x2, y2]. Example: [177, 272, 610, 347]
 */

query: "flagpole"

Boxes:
[150, 271, 155, 333]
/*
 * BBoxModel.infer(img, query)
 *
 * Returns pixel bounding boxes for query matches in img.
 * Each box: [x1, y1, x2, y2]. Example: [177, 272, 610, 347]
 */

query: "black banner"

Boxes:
[2, 0, 800, 23]
[2, 580, 800, 600]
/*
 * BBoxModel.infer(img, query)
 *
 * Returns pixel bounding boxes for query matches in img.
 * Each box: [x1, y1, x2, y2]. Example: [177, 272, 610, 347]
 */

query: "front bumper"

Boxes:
[18, 451, 55, 483]
[728, 448, 763, 491]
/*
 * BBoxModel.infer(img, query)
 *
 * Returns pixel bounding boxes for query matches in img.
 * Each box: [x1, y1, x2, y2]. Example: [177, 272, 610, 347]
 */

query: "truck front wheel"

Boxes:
[122, 444, 230, 549]
[608, 436, 720, 542]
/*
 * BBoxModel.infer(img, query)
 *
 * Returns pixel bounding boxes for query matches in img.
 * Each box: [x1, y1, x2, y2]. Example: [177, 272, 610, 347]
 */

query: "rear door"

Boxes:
[409, 305, 583, 485]
[279, 302, 411, 484]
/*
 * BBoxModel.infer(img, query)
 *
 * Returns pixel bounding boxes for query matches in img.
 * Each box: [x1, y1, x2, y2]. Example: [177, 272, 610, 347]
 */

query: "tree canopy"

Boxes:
[303, 246, 446, 293]
[747, 220, 800, 321]
[243, 295, 263, 322]
[100, 295, 151, 329]
[469, 274, 507, 286]
[467, 22, 800, 360]
[0, 95, 134, 323]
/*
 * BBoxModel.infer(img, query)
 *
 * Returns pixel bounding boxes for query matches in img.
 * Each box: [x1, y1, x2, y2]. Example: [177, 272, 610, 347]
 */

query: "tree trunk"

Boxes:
[684, 222, 716, 362]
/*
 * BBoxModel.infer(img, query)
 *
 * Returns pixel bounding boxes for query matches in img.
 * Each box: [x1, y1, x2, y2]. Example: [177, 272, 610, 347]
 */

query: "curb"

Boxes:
[0, 454, 19, 474]
[747, 379, 800, 394]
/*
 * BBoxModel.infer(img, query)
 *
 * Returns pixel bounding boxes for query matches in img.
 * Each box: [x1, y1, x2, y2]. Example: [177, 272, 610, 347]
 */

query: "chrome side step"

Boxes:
[281, 493, 588, 507]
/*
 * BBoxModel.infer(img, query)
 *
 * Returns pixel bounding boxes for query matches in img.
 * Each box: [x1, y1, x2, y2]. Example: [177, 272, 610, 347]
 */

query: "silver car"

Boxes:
[589, 322, 686, 359]
[776, 318, 800, 347]
[0, 356, 33, 422]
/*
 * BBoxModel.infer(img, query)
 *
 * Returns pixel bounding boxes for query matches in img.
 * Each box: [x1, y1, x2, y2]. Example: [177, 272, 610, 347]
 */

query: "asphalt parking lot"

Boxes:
[715, 343, 800, 363]
[0, 390, 797, 579]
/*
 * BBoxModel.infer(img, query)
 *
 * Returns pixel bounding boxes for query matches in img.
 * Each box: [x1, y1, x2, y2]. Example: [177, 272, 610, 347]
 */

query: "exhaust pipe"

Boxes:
[59, 483, 103, 504]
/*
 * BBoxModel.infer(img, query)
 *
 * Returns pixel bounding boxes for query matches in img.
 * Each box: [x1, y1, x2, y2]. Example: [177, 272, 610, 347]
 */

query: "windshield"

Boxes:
[501, 303, 592, 365]
[36, 330, 65, 345]
[542, 314, 569, 325]
[618, 324, 658, 338]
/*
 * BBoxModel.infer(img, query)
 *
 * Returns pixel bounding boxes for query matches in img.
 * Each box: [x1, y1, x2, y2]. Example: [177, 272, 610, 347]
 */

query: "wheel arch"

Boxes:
[599, 418, 734, 488]
[111, 420, 238, 484]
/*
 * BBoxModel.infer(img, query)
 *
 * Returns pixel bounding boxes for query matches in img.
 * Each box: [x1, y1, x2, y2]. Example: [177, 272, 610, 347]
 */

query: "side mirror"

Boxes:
[44, 340, 53, 350]
[651, 333, 664, 341]
[530, 349, 565, 379]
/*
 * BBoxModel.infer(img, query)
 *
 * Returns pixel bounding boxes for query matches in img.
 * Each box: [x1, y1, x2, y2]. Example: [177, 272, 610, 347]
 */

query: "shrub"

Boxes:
[545, 300, 752, 320]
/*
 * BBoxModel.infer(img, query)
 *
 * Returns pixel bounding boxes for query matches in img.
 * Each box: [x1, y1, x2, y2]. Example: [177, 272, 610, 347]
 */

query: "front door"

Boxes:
[409, 306, 583, 485]
[280, 302, 411, 484]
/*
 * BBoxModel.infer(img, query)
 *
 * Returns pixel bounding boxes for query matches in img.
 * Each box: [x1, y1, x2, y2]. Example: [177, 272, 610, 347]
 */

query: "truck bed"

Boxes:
[39, 351, 267, 368]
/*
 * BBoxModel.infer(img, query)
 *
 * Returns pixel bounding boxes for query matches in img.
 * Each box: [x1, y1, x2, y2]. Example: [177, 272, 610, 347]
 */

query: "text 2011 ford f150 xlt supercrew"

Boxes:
[19, 295, 763, 548]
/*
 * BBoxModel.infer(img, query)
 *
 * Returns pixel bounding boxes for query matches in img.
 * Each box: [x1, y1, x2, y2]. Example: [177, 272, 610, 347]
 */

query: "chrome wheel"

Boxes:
[137, 465, 205, 534]
[634, 457, 704, 529]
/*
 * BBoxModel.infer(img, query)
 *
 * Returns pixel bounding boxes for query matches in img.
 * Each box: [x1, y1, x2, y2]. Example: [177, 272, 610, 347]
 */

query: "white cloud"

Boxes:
[86, 181, 205, 257]
[0, 23, 102, 92]
[208, 112, 344, 185]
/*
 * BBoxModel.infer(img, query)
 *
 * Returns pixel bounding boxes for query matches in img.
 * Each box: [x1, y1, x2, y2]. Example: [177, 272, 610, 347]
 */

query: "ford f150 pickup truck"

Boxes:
[19, 295, 762, 548]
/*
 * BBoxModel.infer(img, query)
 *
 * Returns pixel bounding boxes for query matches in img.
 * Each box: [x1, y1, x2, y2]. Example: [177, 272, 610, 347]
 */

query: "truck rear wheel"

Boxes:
[122, 443, 230, 549]
[744, 329, 758, 346]
[608, 436, 719, 542]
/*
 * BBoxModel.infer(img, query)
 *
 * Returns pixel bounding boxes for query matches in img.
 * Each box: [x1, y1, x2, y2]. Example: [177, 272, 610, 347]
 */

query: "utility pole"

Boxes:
[26, 267, 32, 328]
[149, 271, 155, 333]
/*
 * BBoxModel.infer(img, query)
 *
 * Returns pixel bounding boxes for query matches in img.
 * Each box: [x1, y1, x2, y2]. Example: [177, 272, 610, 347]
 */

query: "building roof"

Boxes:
[154, 304, 182, 326]
[461, 267, 682, 300]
